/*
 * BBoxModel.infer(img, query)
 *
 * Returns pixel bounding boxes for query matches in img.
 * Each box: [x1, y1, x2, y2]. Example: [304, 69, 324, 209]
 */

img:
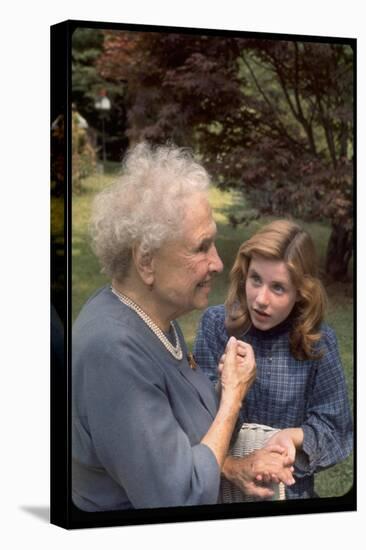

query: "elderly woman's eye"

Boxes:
[197, 242, 210, 253]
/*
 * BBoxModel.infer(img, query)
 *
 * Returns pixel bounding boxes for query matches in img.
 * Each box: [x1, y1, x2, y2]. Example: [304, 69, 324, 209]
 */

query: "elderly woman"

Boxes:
[72, 143, 294, 512]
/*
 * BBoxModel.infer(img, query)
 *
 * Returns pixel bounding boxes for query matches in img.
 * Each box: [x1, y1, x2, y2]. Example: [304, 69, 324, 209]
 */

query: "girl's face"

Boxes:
[245, 254, 298, 331]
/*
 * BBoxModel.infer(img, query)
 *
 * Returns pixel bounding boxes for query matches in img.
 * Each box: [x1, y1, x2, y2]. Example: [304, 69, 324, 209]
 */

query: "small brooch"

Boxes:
[187, 352, 197, 370]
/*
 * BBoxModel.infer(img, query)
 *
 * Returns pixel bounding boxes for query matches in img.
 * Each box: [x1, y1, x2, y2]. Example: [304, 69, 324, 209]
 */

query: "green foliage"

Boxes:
[72, 28, 128, 163]
[72, 28, 105, 108]
[72, 111, 97, 192]
[96, 32, 353, 280]
[72, 170, 112, 317]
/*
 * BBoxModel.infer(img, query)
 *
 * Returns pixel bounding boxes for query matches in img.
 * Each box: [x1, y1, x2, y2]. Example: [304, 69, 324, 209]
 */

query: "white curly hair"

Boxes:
[90, 142, 211, 280]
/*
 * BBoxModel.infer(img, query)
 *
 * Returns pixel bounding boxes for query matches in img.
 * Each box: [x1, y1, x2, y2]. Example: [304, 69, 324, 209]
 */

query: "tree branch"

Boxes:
[240, 52, 306, 153]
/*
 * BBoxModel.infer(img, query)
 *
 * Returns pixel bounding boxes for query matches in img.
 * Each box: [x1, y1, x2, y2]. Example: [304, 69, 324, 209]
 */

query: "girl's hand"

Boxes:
[264, 428, 304, 463]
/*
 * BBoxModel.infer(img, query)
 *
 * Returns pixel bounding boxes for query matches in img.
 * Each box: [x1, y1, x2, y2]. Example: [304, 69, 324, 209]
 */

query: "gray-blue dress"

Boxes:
[72, 286, 221, 511]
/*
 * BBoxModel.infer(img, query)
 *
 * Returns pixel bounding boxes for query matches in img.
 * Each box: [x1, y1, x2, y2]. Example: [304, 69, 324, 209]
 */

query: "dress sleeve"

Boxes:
[84, 326, 220, 508]
[193, 306, 227, 385]
[296, 326, 353, 477]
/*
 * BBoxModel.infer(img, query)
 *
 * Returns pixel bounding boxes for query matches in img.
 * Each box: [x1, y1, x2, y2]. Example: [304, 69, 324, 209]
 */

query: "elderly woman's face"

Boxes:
[151, 193, 223, 319]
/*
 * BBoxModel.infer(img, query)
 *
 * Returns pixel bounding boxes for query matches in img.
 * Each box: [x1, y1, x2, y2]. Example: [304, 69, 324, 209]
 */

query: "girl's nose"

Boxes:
[256, 286, 270, 307]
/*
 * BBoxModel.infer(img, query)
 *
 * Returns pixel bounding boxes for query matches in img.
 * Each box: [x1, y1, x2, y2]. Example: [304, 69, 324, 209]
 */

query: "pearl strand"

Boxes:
[110, 286, 183, 360]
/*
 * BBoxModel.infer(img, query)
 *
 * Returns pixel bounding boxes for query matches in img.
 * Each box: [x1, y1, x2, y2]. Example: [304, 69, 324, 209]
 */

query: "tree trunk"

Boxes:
[325, 223, 353, 281]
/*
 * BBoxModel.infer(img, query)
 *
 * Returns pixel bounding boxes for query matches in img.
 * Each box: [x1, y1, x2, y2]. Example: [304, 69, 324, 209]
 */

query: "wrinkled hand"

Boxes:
[223, 447, 295, 499]
[218, 338, 256, 403]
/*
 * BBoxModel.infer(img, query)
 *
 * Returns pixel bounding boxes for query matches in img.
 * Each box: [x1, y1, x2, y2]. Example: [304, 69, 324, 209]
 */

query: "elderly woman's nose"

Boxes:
[209, 245, 224, 273]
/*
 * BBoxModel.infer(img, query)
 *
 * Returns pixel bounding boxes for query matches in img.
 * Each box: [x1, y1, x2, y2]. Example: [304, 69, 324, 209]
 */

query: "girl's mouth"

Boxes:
[253, 308, 270, 318]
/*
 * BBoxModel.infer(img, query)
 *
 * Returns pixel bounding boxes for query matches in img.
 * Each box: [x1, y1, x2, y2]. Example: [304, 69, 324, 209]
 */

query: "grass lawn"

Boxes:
[71, 169, 354, 499]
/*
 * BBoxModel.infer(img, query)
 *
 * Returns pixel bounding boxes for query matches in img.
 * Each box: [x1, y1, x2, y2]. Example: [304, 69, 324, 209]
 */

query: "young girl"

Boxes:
[194, 219, 353, 499]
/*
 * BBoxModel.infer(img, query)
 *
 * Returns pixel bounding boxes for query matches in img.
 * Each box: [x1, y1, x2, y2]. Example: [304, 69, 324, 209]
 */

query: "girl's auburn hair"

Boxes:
[225, 219, 327, 360]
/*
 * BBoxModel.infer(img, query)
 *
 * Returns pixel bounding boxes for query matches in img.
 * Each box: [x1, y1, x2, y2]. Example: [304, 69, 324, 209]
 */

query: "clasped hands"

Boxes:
[219, 337, 295, 499]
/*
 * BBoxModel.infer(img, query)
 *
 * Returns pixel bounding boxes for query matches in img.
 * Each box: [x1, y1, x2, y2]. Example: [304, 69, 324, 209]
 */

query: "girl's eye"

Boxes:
[272, 284, 285, 294]
[250, 274, 261, 285]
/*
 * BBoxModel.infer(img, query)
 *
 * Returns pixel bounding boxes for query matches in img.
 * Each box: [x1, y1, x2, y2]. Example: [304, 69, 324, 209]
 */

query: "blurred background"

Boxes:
[51, 26, 354, 499]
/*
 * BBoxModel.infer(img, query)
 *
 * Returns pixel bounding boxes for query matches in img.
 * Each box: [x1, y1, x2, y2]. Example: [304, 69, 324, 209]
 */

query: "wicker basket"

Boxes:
[221, 423, 286, 502]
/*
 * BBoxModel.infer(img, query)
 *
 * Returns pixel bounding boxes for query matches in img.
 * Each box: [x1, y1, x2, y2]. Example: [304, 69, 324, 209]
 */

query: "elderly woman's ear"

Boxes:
[132, 244, 155, 287]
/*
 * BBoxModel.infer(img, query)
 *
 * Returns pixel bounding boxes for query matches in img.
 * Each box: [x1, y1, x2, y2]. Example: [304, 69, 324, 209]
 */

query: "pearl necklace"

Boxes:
[110, 286, 183, 360]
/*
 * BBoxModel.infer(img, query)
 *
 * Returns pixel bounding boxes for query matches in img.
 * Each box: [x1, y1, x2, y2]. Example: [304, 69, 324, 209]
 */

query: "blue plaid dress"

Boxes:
[193, 304, 353, 499]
